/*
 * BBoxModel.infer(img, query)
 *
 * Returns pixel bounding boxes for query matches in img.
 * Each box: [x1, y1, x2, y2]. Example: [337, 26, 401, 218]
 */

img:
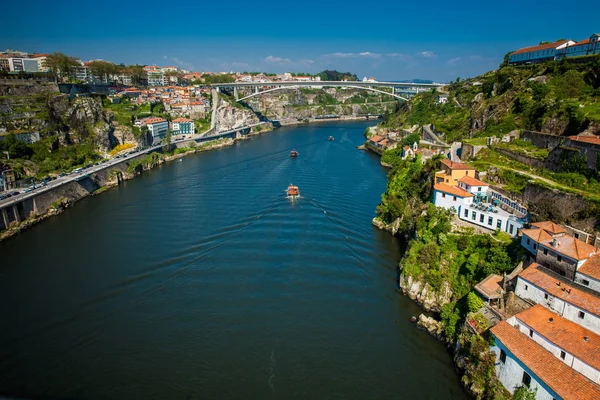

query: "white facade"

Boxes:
[507, 316, 600, 384]
[490, 344, 558, 400]
[521, 233, 539, 256]
[459, 205, 524, 236]
[515, 277, 600, 335]
[575, 272, 600, 293]
[458, 181, 488, 196]
[433, 189, 472, 210]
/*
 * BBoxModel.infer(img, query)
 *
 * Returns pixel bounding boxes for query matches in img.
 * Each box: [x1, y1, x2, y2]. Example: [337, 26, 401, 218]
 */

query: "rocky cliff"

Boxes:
[399, 273, 453, 313]
[0, 81, 118, 154]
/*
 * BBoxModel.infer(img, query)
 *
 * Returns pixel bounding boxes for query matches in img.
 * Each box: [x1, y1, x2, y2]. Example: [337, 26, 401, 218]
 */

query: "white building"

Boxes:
[459, 203, 525, 236]
[140, 117, 168, 145]
[432, 183, 473, 211]
[520, 221, 599, 283]
[575, 255, 600, 293]
[509, 40, 575, 65]
[506, 304, 600, 385]
[515, 264, 600, 335]
[490, 320, 600, 399]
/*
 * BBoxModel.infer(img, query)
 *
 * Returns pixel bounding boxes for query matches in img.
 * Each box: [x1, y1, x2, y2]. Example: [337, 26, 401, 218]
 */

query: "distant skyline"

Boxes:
[2, 0, 598, 82]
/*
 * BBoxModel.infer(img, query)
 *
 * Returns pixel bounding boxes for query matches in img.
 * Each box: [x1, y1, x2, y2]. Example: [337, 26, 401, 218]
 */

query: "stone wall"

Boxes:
[522, 130, 566, 149]
[461, 143, 486, 160]
[0, 153, 147, 232]
[492, 147, 545, 169]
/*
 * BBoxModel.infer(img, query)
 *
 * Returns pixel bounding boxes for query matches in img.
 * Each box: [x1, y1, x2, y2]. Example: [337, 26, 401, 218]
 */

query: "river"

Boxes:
[0, 121, 468, 399]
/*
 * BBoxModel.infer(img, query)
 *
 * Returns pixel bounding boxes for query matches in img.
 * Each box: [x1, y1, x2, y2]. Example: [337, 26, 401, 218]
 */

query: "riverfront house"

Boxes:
[138, 117, 168, 145]
[170, 118, 195, 136]
[432, 160, 526, 236]
[520, 221, 599, 284]
[491, 319, 600, 399]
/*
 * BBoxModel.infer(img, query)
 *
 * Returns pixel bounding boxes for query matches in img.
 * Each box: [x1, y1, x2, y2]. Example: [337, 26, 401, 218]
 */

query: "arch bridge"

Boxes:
[211, 80, 445, 102]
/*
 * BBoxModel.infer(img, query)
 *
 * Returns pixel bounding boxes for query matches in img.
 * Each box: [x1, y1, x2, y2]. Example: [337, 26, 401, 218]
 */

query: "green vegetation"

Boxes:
[316, 70, 359, 81]
[382, 56, 600, 141]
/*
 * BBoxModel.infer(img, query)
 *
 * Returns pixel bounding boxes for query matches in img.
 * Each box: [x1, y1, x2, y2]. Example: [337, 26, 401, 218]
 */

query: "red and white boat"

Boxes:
[290, 149, 298, 157]
[287, 184, 299, 197]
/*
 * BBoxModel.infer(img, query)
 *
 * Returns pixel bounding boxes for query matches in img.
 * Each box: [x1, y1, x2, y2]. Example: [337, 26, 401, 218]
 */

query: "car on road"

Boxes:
[24, 187, 34, 193]
[11, 191, 19, 196]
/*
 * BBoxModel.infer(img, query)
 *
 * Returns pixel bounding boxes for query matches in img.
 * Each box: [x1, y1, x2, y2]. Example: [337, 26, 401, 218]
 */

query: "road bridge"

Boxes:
[211, 80, 446, 102]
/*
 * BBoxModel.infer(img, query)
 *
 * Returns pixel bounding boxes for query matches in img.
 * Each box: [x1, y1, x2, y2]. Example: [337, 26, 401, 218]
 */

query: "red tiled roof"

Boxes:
[492, 321, 600, 400]
[514, 304, 600, 371]
[569, 135, 600, 146]
[518, 264, 600, 317]
[539, 234, 598, 261]
[475, 274, 503, 300]
[141, 117, 166, 124]
[511, 40, 570, 55]
[440, 158, 475, 170]
[531, 221, 566, 235]
[434, 183, 474, 198]
[459, 175, 488, 187]
[521, 228, 554, 244]
[578, 255, 600, 282]
[369, 135, 383, 143]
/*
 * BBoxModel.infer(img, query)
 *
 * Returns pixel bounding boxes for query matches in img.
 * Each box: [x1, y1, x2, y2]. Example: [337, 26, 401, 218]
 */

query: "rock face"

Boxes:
[372, 217, 402, 236]
[416, 314, 445, 341]
[399, 273, 453, 313]
[0, 81, 119, 154]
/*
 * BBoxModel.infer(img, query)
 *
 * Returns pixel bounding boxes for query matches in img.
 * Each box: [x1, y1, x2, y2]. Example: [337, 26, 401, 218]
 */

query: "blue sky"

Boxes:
[2, 0, 598, 82]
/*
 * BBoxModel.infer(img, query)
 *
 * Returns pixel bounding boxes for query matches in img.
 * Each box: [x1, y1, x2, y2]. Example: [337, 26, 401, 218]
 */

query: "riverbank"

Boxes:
[0, 137, 236, 242]
[0, 118, 380, 242]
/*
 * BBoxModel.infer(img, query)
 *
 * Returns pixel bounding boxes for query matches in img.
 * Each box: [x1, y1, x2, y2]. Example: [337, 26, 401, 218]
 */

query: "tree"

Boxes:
[87, 60, 119, 83]
[162, 130, 172, 152]
[513, 386, 537, 400]
[467, 292, 484, 313]
[128, 65, 146, 86]
[317, 70, 359, 81]
[43, 52, 81, 82]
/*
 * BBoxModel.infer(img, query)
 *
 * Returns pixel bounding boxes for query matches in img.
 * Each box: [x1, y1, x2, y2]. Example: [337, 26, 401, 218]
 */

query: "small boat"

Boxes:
[328, 136, 334, 141]
[287, 184, 299, 197]
[290, 149, 299, 157]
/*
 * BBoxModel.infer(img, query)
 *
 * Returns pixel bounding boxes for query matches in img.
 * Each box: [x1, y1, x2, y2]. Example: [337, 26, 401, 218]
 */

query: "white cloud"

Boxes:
[359, 52, 381, 58]
[299, 58, 314, 65]
[448, 57, 462, 65]
[264, 55, 292, 64]
[418, 51, 436, 58]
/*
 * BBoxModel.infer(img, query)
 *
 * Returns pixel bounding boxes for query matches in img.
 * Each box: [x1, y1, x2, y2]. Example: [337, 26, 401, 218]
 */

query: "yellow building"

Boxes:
[435, 159, 476, 186]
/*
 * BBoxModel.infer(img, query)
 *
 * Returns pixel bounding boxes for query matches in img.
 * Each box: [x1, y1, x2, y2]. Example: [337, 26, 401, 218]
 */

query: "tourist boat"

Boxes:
[328, 136, 334, 141]
[287, 184, 299, 197]
[290, 149, 299, 157]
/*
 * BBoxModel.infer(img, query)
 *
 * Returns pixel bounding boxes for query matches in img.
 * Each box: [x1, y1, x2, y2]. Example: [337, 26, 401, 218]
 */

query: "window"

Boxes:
[488, 216, 493, 226]
[582, 279, 590, 286]
[453, 196, 457, 201]
[544, 248, 548, 256]
[466, 171, 469, 176]
[478, 187, 481, 192]
[557, 255, 562, 262]
[509, 224, 514, 235]
[464, 209, 469, 217]
[472, 212, 477, 221]
[574, 233, 580, 239]
[500, 349, 506, 364]
[480, 214, 484, 223]
[529, 329, 534, 338]
[579, 311, 585, 319]
[560, 351, 566, 360]
[527, 238, 530, 245]
[497, 220, 502, 229]
[524, 284, 528, 290]
[442, 193, 446, 198]
[544, 293, 549, 300]
[522, 371, 531, 387]
[533, 244, 537, 250]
